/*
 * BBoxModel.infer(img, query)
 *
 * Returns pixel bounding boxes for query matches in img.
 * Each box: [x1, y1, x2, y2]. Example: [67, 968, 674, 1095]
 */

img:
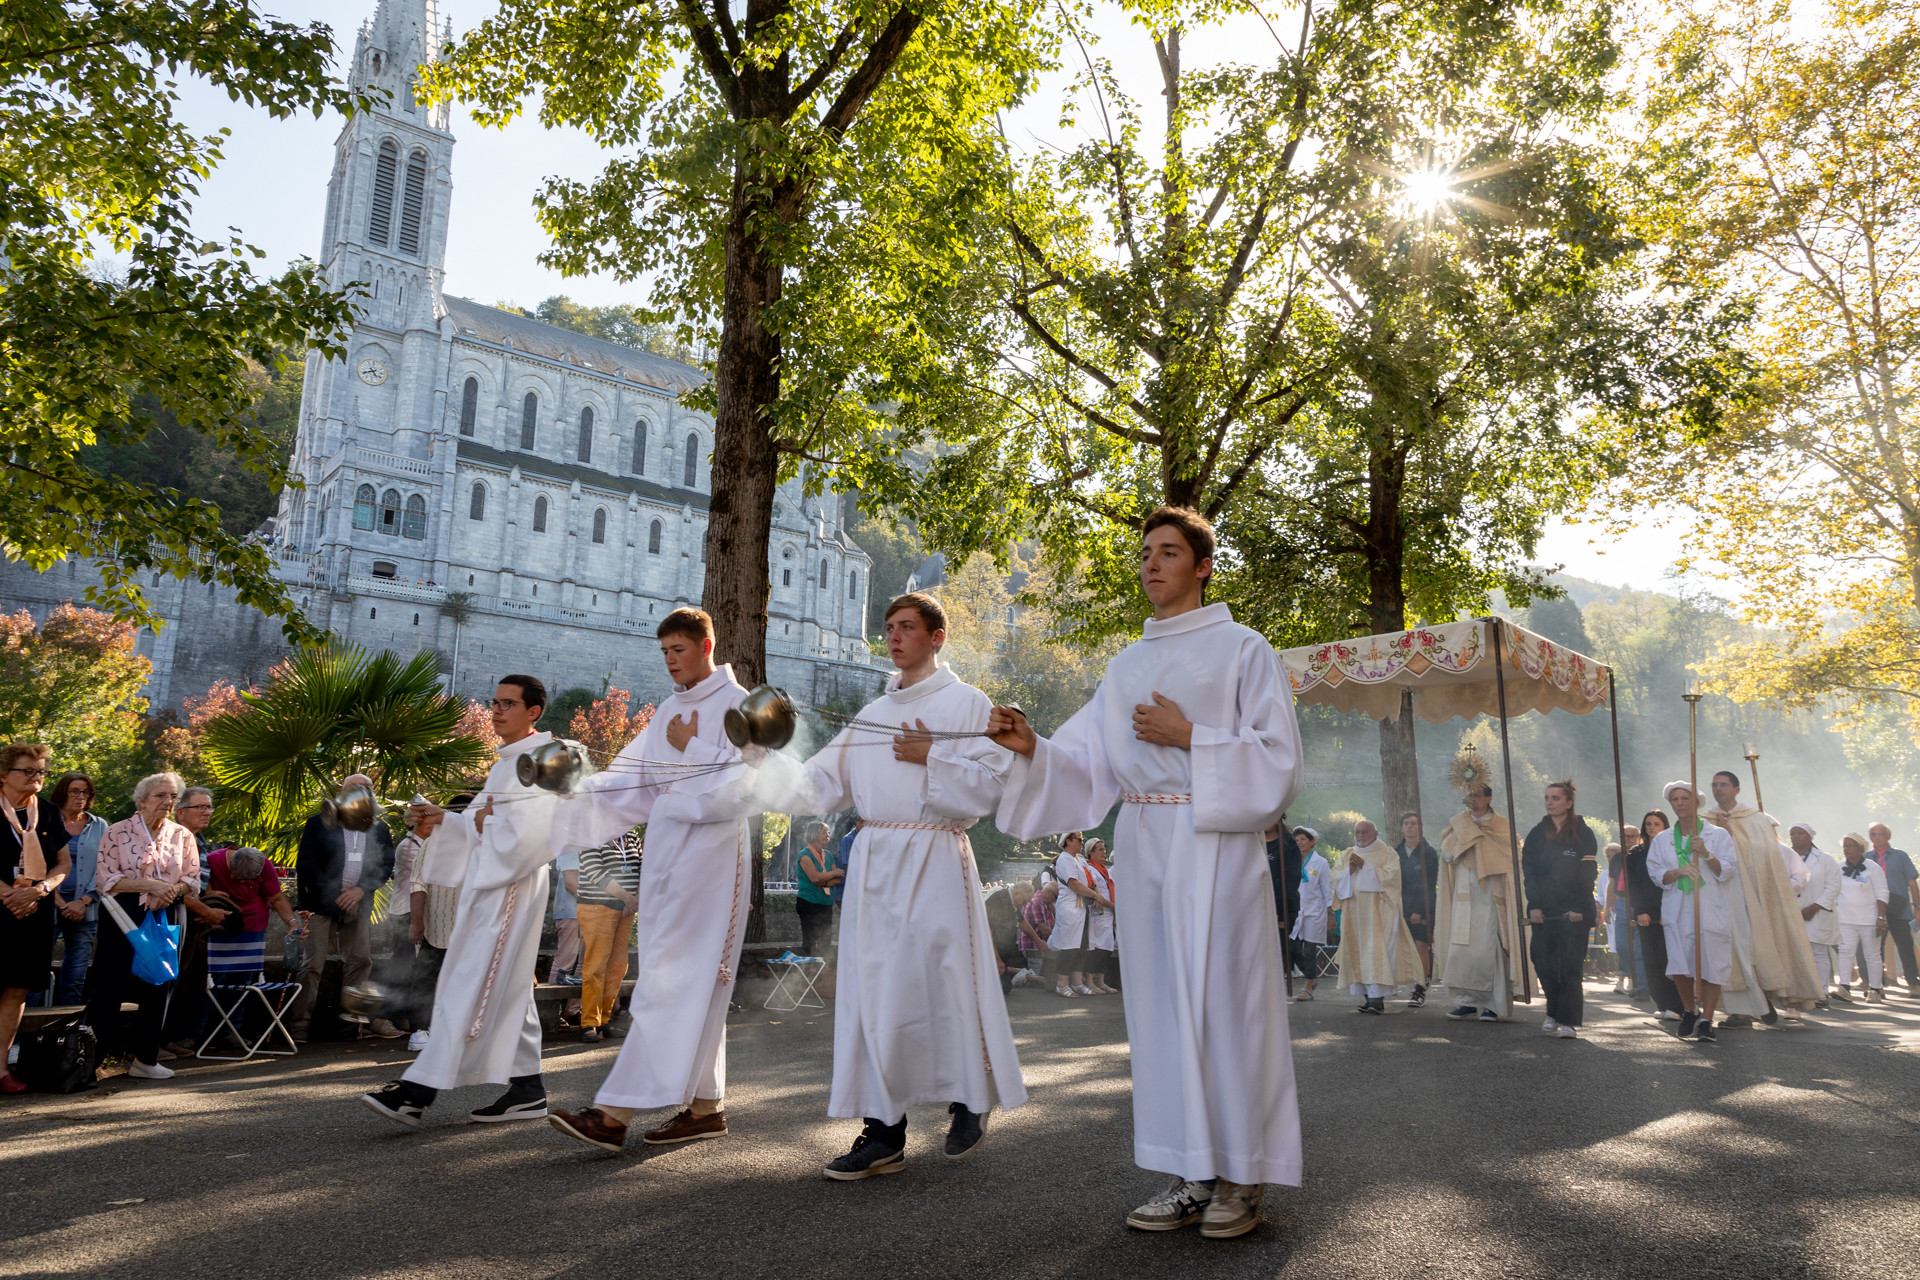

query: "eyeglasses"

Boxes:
[488, 698, 524, 711]
[179, 803, 213, 812]
[147, 793, 179, 803]
[8, 767, 48, 779]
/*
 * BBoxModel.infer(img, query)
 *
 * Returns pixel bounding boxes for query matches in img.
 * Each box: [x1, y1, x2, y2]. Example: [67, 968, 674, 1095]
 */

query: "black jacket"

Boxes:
[295, 816, 396, 921]
[1625, 841, 1663, 922]
[1395, 839, 1439, 921]
[1521, 816, 1599, 924]
[1267, 830, 1303, 926]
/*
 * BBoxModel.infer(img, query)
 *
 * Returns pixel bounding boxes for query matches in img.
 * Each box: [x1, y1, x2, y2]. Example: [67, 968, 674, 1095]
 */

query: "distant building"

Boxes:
[0, 0, 879, 713]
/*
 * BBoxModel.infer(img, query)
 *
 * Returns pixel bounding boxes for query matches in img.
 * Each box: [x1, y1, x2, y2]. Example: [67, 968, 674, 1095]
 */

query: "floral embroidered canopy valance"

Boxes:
[1279, 617, 1611, 724]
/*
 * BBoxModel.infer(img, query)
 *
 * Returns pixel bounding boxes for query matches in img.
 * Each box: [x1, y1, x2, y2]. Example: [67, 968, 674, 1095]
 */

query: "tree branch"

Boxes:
[677, 0, 741, 112]
[819, 8, 925, 138]
[789, 24, 859, 111]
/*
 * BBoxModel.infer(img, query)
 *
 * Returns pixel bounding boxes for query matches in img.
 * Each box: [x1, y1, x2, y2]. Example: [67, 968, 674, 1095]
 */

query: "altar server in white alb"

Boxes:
[1288, 830, 1333, 1002]
[364, 676, 560, 1127]
[989, 506, 1305, 1242]
[774, 592, 1023, 1180]
[1645, 780, 1765, 1043]
[544, 608, 762, 1153]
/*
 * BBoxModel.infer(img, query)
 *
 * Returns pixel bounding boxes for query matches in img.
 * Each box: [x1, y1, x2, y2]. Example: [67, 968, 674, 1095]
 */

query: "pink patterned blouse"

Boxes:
[95, 815, 201, 909]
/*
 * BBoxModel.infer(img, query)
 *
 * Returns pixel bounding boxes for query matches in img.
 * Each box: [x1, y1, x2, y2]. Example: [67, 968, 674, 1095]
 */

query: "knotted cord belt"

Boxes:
[468, 880, 518, 1041]
[858, 818, 969, 834]
[1122, 792, 1192, 805]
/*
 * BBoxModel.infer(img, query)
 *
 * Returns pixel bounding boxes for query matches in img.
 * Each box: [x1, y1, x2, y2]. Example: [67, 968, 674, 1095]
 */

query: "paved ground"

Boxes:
[4, 978, 1918, 1280]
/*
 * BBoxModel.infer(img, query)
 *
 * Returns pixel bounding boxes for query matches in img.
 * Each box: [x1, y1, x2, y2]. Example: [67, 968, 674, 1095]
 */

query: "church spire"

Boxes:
[350, 0, 449, 132]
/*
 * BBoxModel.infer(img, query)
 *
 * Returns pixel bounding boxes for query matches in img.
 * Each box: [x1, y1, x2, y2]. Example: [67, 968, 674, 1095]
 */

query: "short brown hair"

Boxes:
[1399, 811, 1421, 826]
[657, 607, 714, 644]
[884, 592, 947, 635]
[1142, 506, 1216, 577]
[0, 743, 51, 777]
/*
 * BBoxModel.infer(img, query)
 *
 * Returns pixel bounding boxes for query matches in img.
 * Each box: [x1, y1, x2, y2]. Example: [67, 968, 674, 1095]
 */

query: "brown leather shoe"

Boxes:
[642, 1107, 728, 1145]
[549, 1106, 629, 1153]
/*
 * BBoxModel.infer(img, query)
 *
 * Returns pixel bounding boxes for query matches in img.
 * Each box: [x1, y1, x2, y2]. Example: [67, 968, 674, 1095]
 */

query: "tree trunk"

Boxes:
[1366, 440, 1422, 825]
[704, 157, 784, 945]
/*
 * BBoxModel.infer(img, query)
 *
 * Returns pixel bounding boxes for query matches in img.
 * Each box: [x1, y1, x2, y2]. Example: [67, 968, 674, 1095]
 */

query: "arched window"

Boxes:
[469, 482, 486, 521]
[683, 432, 699, 487]
[459, 377, 478, 436]
[403, 494, 427, 539]
[577, 406, 594, 463]
[631, 420, 648, 474]
[647, 519, 662, 554]
[352, 484, 377, 531]
[379, 489, 401, 536]
[398, 149, 429, 256]
[368, 140, 398, 247]
[520, 391, 538, 450]
[532, 494, 548, 533]
[591, 508, 607, 544]
[821, 558, 828, 585]
[849, 570, 858, 600]
[372, 561, 398, 579]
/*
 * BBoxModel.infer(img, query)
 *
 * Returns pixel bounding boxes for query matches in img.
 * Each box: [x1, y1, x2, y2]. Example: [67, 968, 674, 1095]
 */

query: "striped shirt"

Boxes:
[577, 829, 643, 910]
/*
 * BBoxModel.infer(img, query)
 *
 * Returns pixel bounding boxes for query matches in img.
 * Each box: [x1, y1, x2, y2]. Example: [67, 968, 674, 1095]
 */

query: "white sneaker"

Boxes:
[1125, 1176, 1214, 1231]
[128, 1060, 175, 1080]
[1658, 1009, 1682, 1021]
[1556, 1024, 1578, 1039]
[407, 1030, 430, 1052]
[1073, 984, 1095, 996]
[1541, 1016, 1559, 1033]
[1200, 1179, 1264, 1239]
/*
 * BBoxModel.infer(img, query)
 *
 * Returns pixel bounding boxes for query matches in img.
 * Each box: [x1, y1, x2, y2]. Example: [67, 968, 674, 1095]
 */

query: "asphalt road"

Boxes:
[4, 979, 1918, 1280]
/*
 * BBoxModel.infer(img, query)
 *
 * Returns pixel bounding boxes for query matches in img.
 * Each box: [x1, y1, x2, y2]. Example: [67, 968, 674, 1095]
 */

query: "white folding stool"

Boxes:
[763, 951, 827, 1011]
[197, 931, 301, 1061]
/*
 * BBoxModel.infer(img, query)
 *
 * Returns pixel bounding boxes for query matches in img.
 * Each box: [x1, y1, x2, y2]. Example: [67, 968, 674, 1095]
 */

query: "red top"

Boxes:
[208, 849, 283, 931]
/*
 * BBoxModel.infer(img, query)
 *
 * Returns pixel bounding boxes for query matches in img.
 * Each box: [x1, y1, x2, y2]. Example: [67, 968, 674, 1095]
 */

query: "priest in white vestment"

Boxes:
[1788, 822, 1841, 1001]
[1435, 785, 1525, 1022]
[1646, 780, 1765, 1042]
[1333, 819, 1424, 1013]
[1708, 770, 1822, 1016]
[364, 676, 560, 1127]
[1289, 831, 1333, 1001]
[990, 507, 1303, 1242]
[544, 608, 764, 1153]
[764, 592, 1021, 1180]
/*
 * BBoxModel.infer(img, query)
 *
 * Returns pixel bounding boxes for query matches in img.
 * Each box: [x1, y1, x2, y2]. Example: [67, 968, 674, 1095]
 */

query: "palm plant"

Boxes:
[200, 643, 495, 858]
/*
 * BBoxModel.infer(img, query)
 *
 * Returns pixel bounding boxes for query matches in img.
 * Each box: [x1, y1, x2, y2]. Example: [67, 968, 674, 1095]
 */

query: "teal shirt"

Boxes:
[796, 844, 837, 905]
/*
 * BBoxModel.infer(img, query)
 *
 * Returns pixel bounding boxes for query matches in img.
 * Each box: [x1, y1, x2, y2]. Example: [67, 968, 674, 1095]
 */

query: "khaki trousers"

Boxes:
[577, 903, 635, 1028]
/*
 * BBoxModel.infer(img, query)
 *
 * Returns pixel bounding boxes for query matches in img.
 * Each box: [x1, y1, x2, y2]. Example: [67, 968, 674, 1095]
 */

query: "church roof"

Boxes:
[443, 295, 707, 395]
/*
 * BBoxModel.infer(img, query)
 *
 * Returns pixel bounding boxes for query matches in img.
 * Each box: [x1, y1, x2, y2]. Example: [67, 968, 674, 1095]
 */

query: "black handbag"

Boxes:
[16, 1013, 100, 1093]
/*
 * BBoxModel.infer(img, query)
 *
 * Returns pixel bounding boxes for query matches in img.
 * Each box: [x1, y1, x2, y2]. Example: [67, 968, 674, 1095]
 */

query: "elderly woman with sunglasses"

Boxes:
[85, 771, 200, 1080]
[0, 743, 73, 1093]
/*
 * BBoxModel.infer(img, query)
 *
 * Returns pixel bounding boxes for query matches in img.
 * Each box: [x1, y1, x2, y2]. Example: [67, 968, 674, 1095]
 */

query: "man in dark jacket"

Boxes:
[1396, 813, 1440, 1007]
[288, 774, 396, 1040]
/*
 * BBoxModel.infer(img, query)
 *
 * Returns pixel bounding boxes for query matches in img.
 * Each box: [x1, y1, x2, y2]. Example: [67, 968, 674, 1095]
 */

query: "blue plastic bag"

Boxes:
[128, 910, 181, 986]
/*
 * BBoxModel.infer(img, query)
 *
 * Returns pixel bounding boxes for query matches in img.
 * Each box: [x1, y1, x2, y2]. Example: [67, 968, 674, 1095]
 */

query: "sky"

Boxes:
[172, 0, 1695, 597]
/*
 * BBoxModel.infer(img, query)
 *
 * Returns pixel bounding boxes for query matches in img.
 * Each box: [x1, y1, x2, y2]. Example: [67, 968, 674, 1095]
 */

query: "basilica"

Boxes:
[1, 0, 878, 713]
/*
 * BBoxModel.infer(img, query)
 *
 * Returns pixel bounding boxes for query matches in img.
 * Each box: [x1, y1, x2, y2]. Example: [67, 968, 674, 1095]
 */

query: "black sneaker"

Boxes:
[1760, 1010, 1779, 1026]
[361, 1083, 425, 1129]
[1408, 984, 1426, 1008]
[1446, 1005, 1478, 1021]
[823, 1132, 906, 1181]
[1696, 1020, 1718, 1043]
[469, 1089, 549, 1123]
[1354, 1000, 1373, 1014]
[1364, 997, 1385, 1015]
[1677, 1011, 1698, 1039]
[944, 1102, 987, 1159]
[1478, 1008, 1501, 1022]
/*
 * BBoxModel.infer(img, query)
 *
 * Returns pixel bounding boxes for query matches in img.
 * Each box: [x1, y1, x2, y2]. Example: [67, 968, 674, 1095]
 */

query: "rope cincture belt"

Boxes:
[858, 818, 969, 834]
[1122, 792, 1192, 805]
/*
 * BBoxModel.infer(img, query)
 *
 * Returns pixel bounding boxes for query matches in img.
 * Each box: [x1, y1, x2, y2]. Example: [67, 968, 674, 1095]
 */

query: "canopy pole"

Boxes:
[1609, 668, 1634, 1002]
[1492, 618, 1533, 1004]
